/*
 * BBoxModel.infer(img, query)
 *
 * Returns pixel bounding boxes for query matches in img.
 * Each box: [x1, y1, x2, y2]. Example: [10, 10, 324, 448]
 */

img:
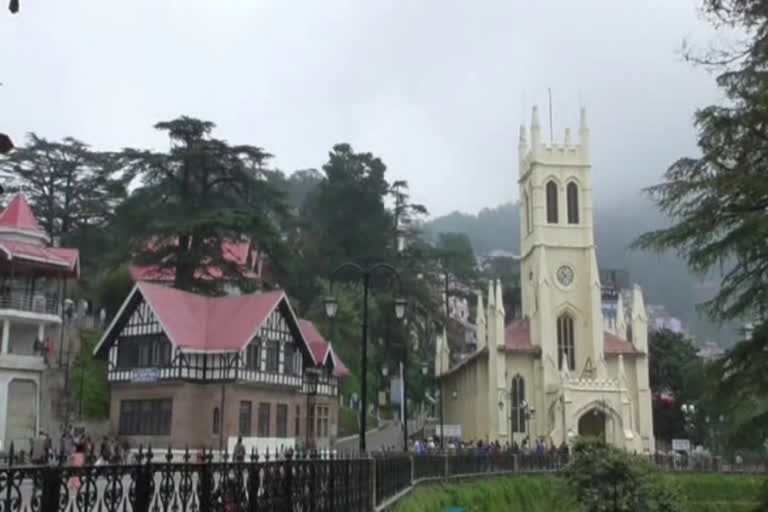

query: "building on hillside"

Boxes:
[696, 341, 724, 362]
[645, 305, 687, 336]
[436, 108, 655, 453]
[129, 239, 273, 296]
[478, 250, 521, 276]
[93, 282, 347, 451]
[0, 194, 79, 449]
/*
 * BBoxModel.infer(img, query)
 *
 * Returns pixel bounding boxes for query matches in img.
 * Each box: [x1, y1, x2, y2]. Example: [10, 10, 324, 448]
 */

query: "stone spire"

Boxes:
[631, 284, 648, 352]
[495, 278, 505, 315]
[531, 106, 541, 147]
[475, 290, 486, 349]
[616, 293, 627, 340]
[487, 280, 496, 351]
[579, 107, 590, 160]
[495, 278, 505, 347]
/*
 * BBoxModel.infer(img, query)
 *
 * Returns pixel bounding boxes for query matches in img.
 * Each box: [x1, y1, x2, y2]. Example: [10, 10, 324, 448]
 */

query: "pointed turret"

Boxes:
[630, 284, 648, 352]
[0, 193, 49, 244]
[495, 278, 505, 347]
[495, 278, 504, 315]
[530, 106, 541, 147]
[579, 107, 590, 160]
[486, 280, 497, 352]
[564, 127, 571, 147]
[618, 353, 626, 379]
[475, 290, 486, 349]
[519, 124, 529, 176]
[616, 293, 627, 340]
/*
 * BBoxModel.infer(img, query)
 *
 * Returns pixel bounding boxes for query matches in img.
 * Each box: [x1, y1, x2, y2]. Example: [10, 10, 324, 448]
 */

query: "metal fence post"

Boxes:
[370, 457, 377, 512]
[443, 454, 448, 477]
[284, 452, 294, 511]
[40, 464, 61, 512]
[134, 448, 153, 512]
[199, 451, 213, 512]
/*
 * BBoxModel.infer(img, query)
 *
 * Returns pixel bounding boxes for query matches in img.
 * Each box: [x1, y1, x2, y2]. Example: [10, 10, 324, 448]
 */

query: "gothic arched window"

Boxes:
[212, 407, 220, 434]
[567, 182, 579, 224]
[546, 181, 558, 223]
[523, 191, 531, 233]
[557, 313, 576, 371]
[510, 374, 526, 433]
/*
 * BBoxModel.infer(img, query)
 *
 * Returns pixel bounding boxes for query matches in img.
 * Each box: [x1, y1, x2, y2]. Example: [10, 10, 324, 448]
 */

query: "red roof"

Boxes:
[0, 194, 45, 235]
[604, 331, 641, 355]
[136, 282, 286, 352]
[130, 241, 260, 283]
[298, 319, 349, 378]
[505, 318, 537, 353]
[0, 194, 79, 276]
[504, 317, 641, 356]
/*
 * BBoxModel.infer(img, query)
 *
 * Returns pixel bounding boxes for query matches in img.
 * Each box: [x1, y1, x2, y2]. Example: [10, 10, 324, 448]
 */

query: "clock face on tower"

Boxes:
[556, 265, 575, 287]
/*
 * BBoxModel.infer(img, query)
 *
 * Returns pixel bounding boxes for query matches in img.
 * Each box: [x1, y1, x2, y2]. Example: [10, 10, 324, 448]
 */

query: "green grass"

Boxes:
[659, 473, 764, 512]
[395, 474, 765, 512]
[395, 476, 574, 512]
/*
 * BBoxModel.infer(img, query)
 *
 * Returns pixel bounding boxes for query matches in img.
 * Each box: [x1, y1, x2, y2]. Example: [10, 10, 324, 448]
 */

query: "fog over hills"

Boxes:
[424, 197, 738, 346]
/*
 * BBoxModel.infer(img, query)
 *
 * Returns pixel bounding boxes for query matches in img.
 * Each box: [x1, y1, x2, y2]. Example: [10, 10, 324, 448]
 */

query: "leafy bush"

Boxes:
[562, 438, 683, 512]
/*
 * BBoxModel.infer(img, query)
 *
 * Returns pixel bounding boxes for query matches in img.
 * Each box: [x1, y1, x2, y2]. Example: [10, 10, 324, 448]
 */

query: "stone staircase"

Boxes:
[39, 322, 82, 434]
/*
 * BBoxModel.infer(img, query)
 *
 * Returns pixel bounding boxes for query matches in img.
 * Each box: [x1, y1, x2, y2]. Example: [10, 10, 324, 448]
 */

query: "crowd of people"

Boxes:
[23, 425, 132, 466]
[411, 436, 570, 459]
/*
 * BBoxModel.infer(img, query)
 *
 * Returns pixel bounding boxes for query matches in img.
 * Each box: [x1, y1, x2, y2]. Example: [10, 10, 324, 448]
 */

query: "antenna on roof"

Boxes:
[548, 88, 554, 144]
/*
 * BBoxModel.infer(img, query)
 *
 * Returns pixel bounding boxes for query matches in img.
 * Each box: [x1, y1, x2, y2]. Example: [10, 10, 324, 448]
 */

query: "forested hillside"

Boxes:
[425, 198, 737, 346]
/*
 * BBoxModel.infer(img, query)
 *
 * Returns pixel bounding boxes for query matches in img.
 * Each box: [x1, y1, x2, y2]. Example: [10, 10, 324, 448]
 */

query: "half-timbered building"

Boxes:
[93, 282, 347, 450]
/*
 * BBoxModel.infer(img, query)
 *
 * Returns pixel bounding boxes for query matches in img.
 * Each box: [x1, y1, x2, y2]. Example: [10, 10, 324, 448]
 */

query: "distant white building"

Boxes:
[646, 305, 687, 336]
[696, 342, 724, 361]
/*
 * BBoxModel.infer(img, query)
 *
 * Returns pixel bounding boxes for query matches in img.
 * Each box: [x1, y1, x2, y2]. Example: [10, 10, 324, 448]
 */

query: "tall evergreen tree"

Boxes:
[113, 116, 290, 296]
[633, 0, 768, 322]
[633, 0, 768, 452]
[0, 134, 125, 240]
[303, 143, 394, 277]
[0, 134, 128, 286]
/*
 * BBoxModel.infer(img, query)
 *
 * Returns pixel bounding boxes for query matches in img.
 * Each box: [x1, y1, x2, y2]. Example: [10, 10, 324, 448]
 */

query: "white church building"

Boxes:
[436, 107, 655, 453]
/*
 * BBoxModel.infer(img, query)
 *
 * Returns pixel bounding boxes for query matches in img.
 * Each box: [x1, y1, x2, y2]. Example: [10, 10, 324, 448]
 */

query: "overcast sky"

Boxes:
[1, 1, 723, 217]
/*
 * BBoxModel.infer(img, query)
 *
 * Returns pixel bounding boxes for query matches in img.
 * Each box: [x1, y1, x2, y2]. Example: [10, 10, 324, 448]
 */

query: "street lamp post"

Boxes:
[681, 403, 696, 441]
[324, 262, 406, 453]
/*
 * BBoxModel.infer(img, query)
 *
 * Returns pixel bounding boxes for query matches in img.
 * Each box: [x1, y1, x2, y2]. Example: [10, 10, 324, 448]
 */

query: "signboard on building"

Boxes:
[427, 424, 462, 439]
[672, 439, 691, 454]
[131, 368, 160, 383]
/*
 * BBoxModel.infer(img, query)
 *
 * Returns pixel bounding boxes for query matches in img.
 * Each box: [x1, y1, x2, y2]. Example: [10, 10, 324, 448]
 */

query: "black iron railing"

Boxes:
[373, 454, 411, 505]
[0, 446, 372, 512]
[1, 444, 764, 512]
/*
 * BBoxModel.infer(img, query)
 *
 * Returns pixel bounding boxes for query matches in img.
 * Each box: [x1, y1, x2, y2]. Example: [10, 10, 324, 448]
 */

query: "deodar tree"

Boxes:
[633, 0, 768, 450]
[113, 116, 290, 296]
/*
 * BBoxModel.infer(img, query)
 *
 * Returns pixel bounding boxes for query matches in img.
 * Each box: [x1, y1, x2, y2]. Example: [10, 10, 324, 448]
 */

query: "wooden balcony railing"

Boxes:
[107, 363, 339, 396]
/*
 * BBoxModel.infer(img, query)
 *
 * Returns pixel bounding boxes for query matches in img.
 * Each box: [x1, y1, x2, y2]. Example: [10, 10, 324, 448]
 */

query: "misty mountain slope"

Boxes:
[424, 198, 735, 345]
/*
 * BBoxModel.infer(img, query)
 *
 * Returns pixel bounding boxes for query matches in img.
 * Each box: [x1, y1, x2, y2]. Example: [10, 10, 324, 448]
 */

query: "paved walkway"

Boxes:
[336, 421, 403, 453]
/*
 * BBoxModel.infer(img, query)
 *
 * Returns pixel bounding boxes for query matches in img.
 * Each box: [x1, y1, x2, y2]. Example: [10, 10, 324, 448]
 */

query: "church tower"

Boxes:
[518, 107, 604, 390]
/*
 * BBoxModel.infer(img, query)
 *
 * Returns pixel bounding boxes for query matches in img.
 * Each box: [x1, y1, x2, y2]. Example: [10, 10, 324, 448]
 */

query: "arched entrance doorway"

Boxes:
[578, 408, 606, 440]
